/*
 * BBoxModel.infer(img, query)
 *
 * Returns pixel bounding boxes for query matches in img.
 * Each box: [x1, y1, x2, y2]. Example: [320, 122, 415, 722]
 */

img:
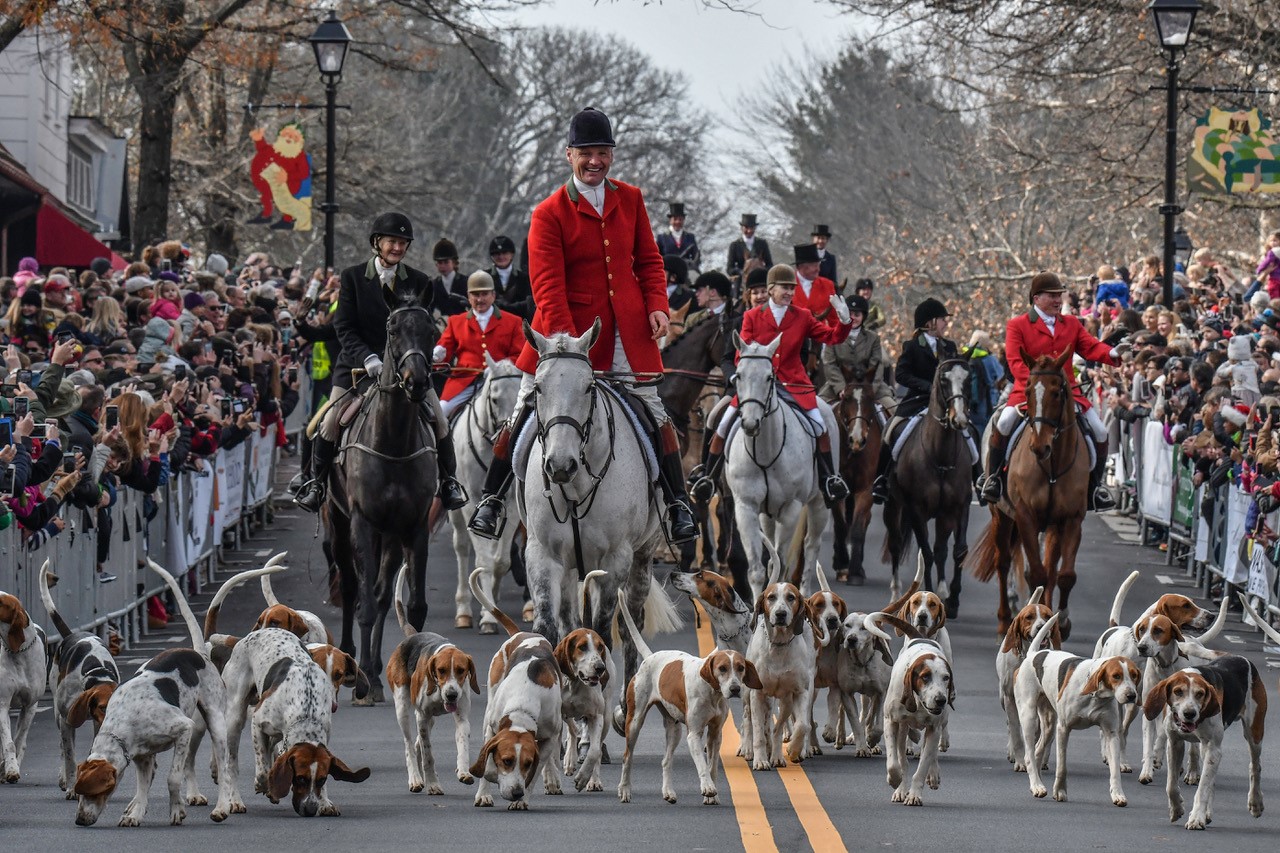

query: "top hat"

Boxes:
[793, 244, 821, 266]
[568, 107, 615, 148]
[812, 224, 832, 238]
[667, 202, 686, 219]
[740, 213, 758, 228]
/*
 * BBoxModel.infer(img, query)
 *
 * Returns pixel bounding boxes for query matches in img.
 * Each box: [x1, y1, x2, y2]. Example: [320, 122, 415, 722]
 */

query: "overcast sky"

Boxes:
[506, 0, 864, 121]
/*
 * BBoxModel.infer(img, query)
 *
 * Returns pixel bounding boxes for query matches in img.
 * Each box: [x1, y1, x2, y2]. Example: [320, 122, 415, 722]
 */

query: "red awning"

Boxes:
[35, 203, 117, 269]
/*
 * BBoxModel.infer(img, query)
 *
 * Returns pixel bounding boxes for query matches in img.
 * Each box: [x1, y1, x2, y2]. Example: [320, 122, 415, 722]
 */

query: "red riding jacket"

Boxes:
[735, 303, 851, 409]
[1005, 310, 1116, 411]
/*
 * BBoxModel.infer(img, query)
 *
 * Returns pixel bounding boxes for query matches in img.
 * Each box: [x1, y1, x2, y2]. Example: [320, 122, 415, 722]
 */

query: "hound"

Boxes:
[73, 560, 242, 827]
[891, 553, 952, 663]
[806, 561, 847, 757]
[746, 579, 821, 770]
[0, 587, 46, 784]
[1143, 648, 1267, 830]
[1014, 614, 1142, 807]
[221, 627, 370, 816]
[556, 570, 616, 792]
[866, 612, 954, 806]
[202, 561, 292, 671]
[39, 559, 121, 797]
[306, 642, 371, 707]
[995, 586, 1057, 768]
[387, 566, 479, 794]
[826, 608, 894, 756]
[259, 559, 333, 644]
[616, 589, 760, 805]
[469, 569, 563, 810]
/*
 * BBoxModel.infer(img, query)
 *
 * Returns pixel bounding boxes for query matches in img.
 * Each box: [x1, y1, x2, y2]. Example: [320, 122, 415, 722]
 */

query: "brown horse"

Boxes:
[831, 373, 882, 584]
[967, 351, 1089, 639]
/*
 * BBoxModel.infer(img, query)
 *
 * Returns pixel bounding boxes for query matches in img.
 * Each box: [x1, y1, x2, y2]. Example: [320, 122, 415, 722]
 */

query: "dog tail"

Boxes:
[814, 559, 832, 593]
[863, 611, 921, 644]
[468, 567, 520, 637]
[762, 535, 784, 588]
[1108, 570, 1140, 628]
[393, 564, 415, 639]
[881, 560, 923, 616]
[147, 559, 207, 651]
[1240, 594, 1280, 647]
[1027, 585, 1045, 607]
[1028, 612, 1060, 656]
[1192, 593, 1230, 645]
[203, 563, 288, 639]
[37, 559, 73, 638]
[257, 551, 290, 607]
[615, 589, 654, 661]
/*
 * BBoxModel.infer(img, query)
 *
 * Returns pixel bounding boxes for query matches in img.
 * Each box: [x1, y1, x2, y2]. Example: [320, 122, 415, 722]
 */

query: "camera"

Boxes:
[221, 350, 236, 367]
[0, 419, 11, 446]
[62, 455, 75, 474]
[30, 422, 47, 439]
[15, 369, 32, 387]
[220, 398, 233, 420]
[233, 398, 247, 415]
[12, 396, 28, 417]
[0, 465, 15, 495]
[104, 405, 119, 431]
[287, 366, 298, 384]
[55, 331, 76, 345]
[161, 259, 172, 272]
[174, 364, 187, 380]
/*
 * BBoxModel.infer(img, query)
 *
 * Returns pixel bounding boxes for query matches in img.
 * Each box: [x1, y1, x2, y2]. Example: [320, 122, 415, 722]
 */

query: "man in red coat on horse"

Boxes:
[977, 272, 1131, 511]
[468, 107, 698, 544]
[433, 270, 524, 418]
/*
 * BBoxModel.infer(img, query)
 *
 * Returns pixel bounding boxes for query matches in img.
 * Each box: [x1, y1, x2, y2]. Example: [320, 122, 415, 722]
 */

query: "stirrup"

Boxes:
[468, 495, 507, 540]
[871, 475, 889, 505]
[823, 475, 849, 503]
[690, 475, 718, 503]
[1090, 486, 1116, 512]
[685, 463, 707, 494]
[978, 473, 1003, 504]
[294, 480, 325, 513]
[438, 477, 469, 512]
[665, 499, 699, 546]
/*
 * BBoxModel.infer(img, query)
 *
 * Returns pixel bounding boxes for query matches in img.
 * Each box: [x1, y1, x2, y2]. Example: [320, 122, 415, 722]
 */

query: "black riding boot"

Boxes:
[978, 431, 1009, 505]
[1088, 438, 1116, 512]
[689, 432, 725, 503]
[817, 432, 849, 506]
[659, 422, 699, 546]
[435, 432, 468, 511]
[288, 432, 312, 494]
[871, 441, 892, 505]
[468, 429, 515, 540]
[295, 434, 334, 513]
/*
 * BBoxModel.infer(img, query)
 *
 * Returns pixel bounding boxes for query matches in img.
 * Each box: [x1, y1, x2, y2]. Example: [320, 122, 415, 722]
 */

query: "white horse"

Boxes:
[449, 354, 525, 634]
[519, 321, 681, 704]
[725, 334, 837, 600]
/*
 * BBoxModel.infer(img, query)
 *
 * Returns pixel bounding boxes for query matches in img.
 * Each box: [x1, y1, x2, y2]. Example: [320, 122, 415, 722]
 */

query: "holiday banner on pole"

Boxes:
[1187, 107, 1280, 196]
[247, 123, 313, 230]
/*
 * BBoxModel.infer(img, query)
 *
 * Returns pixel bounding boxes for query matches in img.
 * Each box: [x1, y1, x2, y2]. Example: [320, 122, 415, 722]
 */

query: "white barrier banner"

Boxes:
[1195, 485, 1209, 562]
[213, 448, 246, 535]
[1222, 486, 1252, 585]
[165, 477, 190, 570]
[185, 468, 214, 560]
[1139, 422, 1173, 524]
[246, 432, 275, 506]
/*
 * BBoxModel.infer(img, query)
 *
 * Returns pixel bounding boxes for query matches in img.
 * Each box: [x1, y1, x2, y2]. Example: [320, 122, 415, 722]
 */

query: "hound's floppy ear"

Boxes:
[876, 639, 894, 669]
[1203, 682, 1223, 720]
[346, 654, 371, 700]
[68, 685, 115, 729]
[327, 751, 371, 784]
[3, 596, 30, 653]
[1144, 676, 1173, 721]
[553, 636, 575, 677]
[1081, 665, 1108, 696]
[751, 592, 766, 631]
[792, 595, 809, 637]
[268, 752, 295, 804]
[742, 658, 764, 691]
[900, 662, 919, 714]
[412, 655, 436, 702]
[466, 656, 481, 694]
[699, 654, 719, 689]
[469, 736, 497, 780]
[946, 665, 957, 709]
[1170, 621, 1185, 642]
[1049, 617, 1063, 650]
[999, 617, 1023, 655]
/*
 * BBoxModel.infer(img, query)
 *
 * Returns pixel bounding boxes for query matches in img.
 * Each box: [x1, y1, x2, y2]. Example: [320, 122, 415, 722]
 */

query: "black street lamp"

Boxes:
[1148, 0, 1201, 309]
[309, 9, 352, 274]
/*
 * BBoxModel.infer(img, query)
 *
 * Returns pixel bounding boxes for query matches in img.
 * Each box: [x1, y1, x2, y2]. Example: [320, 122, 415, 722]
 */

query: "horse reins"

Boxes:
[532, 350, 617, 527]
[1024, 368, 1083, 486]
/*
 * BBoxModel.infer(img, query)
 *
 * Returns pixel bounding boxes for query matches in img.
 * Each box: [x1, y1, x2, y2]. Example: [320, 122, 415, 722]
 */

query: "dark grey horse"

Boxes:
[882, 358, 972, 618]
[325, 289, 439, 703]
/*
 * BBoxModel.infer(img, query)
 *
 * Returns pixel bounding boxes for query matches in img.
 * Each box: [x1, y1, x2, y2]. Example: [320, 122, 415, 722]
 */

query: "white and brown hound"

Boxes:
[1014, 613, 1142, 807]
[387, 567, 480, 794]
[866, 612, 954, 807]
[995, 586, 1057, 767]
[39, 559, 121, 797]
[202, 561, 291, 670]
[469, 570, 563, 810]
[746, 580, 821, 770]
[74, 560, 242, 827]
[0, 587, 46, 784]
[616, 589, 760, 805]
[1144, 647, 1267, 830]
[258, 558, 333, 645]
[806, 561, 847, 757]
[221, 627, 370, 816]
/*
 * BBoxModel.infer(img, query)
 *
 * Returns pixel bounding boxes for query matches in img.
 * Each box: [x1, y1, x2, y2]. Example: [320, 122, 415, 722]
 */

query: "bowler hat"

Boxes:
[694, 271, 732, 299]
[812, 224, 832, 238]
[467, 271, 495, 293]
[744, 268, 769, 290]
[667, 202, 686, 219]
[488, 235, 516, 256]
[433, 238, 459, 262]
[1029, 271, 1067, 301]
[793, 244, 821, 266]
[740, 213, 758, 228]
[568, 107, 615, 148]
[766, 264, 797, 287]
[913, 297, 950, 330]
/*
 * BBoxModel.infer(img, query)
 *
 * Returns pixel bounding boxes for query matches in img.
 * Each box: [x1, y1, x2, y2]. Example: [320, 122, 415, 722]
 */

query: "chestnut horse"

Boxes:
[831, 374, 882, 584]
[967, 351, 1089, 639]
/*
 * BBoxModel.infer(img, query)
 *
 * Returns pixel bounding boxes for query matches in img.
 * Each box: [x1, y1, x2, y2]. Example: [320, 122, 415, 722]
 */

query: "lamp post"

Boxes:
[309, 9, 352, 274]
[1147, 0, 1200, 309]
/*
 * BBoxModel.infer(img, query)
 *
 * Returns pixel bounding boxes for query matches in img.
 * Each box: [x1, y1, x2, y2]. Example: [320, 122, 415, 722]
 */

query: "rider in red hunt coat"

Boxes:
[468, 107, 698, 544]
[790, 243, 838, 315]
[977, 272, 1131, 511]
[433, 271, 524, 418]
[690, 263, 854, 506]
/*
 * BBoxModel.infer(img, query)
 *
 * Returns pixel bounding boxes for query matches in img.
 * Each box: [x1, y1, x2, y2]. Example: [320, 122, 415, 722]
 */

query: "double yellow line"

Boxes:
[694, 605, 847, 853]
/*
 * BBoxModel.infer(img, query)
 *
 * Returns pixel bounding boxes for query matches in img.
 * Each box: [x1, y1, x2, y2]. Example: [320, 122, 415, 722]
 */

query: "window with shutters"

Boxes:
[67, 146, 94, 212]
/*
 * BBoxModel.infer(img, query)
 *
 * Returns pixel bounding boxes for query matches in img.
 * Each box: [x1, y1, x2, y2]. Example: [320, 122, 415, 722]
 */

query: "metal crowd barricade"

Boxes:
[0, 431, 281, 650]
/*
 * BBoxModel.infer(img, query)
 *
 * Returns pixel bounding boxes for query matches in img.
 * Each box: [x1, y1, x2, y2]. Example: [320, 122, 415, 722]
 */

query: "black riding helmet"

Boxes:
[913, 297, 950, 331]
[369, 212, 414, 250]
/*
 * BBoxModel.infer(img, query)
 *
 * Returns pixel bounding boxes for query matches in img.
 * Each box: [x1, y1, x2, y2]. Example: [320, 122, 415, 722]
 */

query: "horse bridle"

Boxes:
[531, 349, 617, 523]
[840, 383, 875, 447]
[1023, 367, 1082, 484]
[382, 305, 434, 401]
[736, 353, 779, 421]
[932, 358, 970, 430]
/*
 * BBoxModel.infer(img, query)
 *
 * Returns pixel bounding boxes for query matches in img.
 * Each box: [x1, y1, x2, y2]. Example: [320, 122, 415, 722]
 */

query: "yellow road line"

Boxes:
[776, 763, 846, 852]
[693, 603, 778, 853]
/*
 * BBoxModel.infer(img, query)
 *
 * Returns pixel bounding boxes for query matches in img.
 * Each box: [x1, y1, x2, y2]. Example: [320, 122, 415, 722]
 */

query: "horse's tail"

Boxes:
[642, 580, 684, 639]
[965, 514, 1002, 584]
[615, 590, 655, 661]
[468, 567, 521, 637]
[147, 559, 207, 652]
[203, 562, 288, 639]
[393, 564, 415, 639]
[257, 551, 290, 607]
[787, 508, 808, 586]
[1108, 570, 1140, 628]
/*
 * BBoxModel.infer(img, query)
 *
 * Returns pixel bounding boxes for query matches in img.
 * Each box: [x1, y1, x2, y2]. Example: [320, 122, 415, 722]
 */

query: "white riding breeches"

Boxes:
[440, 384, 476, 419]
[510, 330, 669, 426]
[995, 403, 1107, 443]
[715, 402, 827, 438]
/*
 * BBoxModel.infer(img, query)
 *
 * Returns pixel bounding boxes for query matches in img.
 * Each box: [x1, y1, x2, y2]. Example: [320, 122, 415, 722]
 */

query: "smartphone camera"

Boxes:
[56, 331, 76, 345]
[15, 369, 32, 387]
[174, 364, 187, 380]
[219, 398, 233, 420]
[62, 455, 76, 474]
[104, 405, 120, 431]
[30, 422, 47, 439]
[12, 396, 28, 417]
[287, 366, 298, 384]
[161, 259, 172, 272]
[0, 465, 15, 496]
[233, 398, 247, 415]
[0, 419, 12, 446]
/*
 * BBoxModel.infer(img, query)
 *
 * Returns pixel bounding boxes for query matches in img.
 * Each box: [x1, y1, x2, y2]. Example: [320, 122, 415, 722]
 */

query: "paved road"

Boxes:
[7, 458, 1279, 850]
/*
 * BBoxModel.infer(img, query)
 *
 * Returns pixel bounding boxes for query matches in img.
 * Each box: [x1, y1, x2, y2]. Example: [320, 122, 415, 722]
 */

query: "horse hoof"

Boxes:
[455, 614, 473, 629]
[1058, 617, 1072, 642]
[479, 622, 498, 635]
[351, 693, 376, 707]
[522, 602, 536, 624]
[945, 600, 959, 620]
[835, 569, 849, 583]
